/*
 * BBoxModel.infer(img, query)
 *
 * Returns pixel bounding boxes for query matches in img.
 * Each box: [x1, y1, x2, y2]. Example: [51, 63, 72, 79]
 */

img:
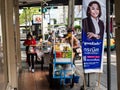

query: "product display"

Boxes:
[49, 33, 80, 87]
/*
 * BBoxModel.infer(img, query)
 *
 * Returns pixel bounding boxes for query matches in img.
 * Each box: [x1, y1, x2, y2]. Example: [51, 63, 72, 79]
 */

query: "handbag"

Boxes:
[76, 47, 81, 54]
[28, 46, 35, 53]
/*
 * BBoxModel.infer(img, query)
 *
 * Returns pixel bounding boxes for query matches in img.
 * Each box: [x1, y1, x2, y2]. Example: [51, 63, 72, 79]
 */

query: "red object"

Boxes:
[31, 38, 36, 45]
[23, 38, 37, 62]
[23, 38, 36, 46]
[56, 52, 62, 58]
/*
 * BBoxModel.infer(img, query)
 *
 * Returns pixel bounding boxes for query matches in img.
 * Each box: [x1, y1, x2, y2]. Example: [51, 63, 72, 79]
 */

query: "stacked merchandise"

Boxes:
[53, 43, 73, 77]
[54, 43, 72, 59]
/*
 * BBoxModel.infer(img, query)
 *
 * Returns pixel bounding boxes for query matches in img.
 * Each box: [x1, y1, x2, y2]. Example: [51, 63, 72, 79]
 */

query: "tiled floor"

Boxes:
[18, 67, 83, 90]
[18, 68, 51, 90]
[19, 51, 84, 90]
[19, 51, 52, 90]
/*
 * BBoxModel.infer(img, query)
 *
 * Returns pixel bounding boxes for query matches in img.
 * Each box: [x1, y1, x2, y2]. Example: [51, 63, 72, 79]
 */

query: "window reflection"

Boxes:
[0, 35, 5, 89]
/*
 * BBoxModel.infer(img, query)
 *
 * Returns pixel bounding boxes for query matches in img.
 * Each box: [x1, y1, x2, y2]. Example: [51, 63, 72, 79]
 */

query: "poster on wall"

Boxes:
[82, 0, 106, 73]
[32, 14, 42, 24]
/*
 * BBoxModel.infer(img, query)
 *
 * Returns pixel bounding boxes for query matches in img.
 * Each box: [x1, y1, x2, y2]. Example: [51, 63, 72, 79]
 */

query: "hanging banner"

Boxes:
[82, 0, 106, 73]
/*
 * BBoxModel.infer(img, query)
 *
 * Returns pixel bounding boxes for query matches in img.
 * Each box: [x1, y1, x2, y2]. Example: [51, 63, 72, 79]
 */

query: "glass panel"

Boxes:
[0, 4, 7, 90]
[0, 36, 5, 90]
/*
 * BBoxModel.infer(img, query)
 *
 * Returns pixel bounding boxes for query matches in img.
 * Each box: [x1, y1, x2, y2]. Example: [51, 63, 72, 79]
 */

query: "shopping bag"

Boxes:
[28, 46, 35, 53]
[36, 48, 44, 61]
[76, 47, 81, 54]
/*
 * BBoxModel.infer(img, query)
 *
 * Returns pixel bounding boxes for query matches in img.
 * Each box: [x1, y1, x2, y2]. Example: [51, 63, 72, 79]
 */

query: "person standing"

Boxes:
[48, 31, 54, 44]
[23, 34, 36, 73]
[65, 28, 81, 64]
[82, 1, 104, 40]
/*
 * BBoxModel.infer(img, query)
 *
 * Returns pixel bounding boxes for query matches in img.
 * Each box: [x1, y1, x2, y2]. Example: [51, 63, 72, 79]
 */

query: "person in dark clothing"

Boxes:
[82, 1, 104, 40]
[48, 31, 54, 44]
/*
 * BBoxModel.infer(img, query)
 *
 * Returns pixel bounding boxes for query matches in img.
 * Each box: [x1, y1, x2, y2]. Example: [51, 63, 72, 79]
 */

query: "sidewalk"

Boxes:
[21, 50, 117, 90]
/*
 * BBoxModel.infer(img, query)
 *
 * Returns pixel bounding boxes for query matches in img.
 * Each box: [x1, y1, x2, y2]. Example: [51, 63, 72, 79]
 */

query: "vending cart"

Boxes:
[49, 42, 75, 87]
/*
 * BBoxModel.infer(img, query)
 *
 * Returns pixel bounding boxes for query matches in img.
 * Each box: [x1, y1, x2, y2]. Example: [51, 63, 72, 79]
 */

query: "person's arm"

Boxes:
[23, 40, 28, 46]
[87, 32, 100, 39]
[73, 37, 79, 49]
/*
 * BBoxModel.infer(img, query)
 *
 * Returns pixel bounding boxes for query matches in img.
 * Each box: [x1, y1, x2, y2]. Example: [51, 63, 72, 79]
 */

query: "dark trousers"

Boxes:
[27, 53, 36, 69]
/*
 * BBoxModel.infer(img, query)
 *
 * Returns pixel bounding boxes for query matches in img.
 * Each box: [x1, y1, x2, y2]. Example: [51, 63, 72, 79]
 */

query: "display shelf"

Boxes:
[53, 58, 72, 63]
[53, 70, 73, 79]
[52, 42, 74, 86]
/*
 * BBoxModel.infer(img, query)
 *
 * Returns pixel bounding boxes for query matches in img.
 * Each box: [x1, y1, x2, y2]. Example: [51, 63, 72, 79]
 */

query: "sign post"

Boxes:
[106, 0, 111, 90]
[82, 0, 106, 88]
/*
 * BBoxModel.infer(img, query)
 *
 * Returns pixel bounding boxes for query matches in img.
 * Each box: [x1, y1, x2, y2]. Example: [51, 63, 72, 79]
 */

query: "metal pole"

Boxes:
[68, 0, 72, 28]
[41, 2, 44, 40]
[24, 8, 27, 31]
[63, 6, 65, 23]
[106, 0, 111, 90]
[68, 0, 75, 28]
[71, 0, 75, 28]
[88, 73, 90, 87]
[28, 7, 31, 32]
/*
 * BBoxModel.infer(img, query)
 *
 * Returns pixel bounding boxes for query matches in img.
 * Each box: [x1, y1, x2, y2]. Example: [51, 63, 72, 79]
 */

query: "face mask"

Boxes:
[67, 33, 72, 38]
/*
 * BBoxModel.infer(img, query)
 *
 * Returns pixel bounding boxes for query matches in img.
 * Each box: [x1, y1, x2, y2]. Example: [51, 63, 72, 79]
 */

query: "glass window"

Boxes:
[0, 35, 6, 90]
[0, 6, 8, 90]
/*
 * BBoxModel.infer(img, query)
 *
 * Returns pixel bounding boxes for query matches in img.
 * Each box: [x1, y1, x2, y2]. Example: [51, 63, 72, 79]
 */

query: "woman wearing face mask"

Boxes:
[65, 29, 79, 50]
[23, 34, 36, 73]
[65, 28, 81, 65]
[82, 1, 104, 40]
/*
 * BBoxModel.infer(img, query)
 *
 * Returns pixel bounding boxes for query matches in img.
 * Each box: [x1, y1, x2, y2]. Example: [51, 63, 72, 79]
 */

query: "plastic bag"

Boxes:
[76, 47, 81, 54]
[36, 49, 44, 61]
[28, 46, 35, 53]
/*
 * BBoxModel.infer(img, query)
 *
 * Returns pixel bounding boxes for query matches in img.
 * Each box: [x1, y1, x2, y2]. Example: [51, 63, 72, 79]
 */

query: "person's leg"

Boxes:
[31, 54, 35, 72]
[27, 53, 32, 71]
[26, 52, 28, 63]
[27, 53, 31, 67]
[72, 52, 76, 65]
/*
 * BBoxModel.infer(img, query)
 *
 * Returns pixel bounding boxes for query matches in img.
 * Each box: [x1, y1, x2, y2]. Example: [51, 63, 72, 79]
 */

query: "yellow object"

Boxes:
[104, 38, 115, 50]
[54, 44, 60, 51]
[66, 33, 72, 39]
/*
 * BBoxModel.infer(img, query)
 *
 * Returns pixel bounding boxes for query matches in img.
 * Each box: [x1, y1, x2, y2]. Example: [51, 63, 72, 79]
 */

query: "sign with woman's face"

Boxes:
[82, 0, 106, 23]
[89, 3, 100, 19]
[82, 0, 106, 73]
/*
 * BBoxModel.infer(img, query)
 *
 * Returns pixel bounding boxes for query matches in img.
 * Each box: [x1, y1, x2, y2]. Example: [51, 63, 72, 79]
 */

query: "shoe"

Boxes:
[28, 67, 31, 71]
[31, 69, 34, 73]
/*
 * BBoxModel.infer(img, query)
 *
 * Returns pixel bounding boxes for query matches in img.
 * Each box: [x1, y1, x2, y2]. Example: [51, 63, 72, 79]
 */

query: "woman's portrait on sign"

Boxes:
[82, 1, 104, 40]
